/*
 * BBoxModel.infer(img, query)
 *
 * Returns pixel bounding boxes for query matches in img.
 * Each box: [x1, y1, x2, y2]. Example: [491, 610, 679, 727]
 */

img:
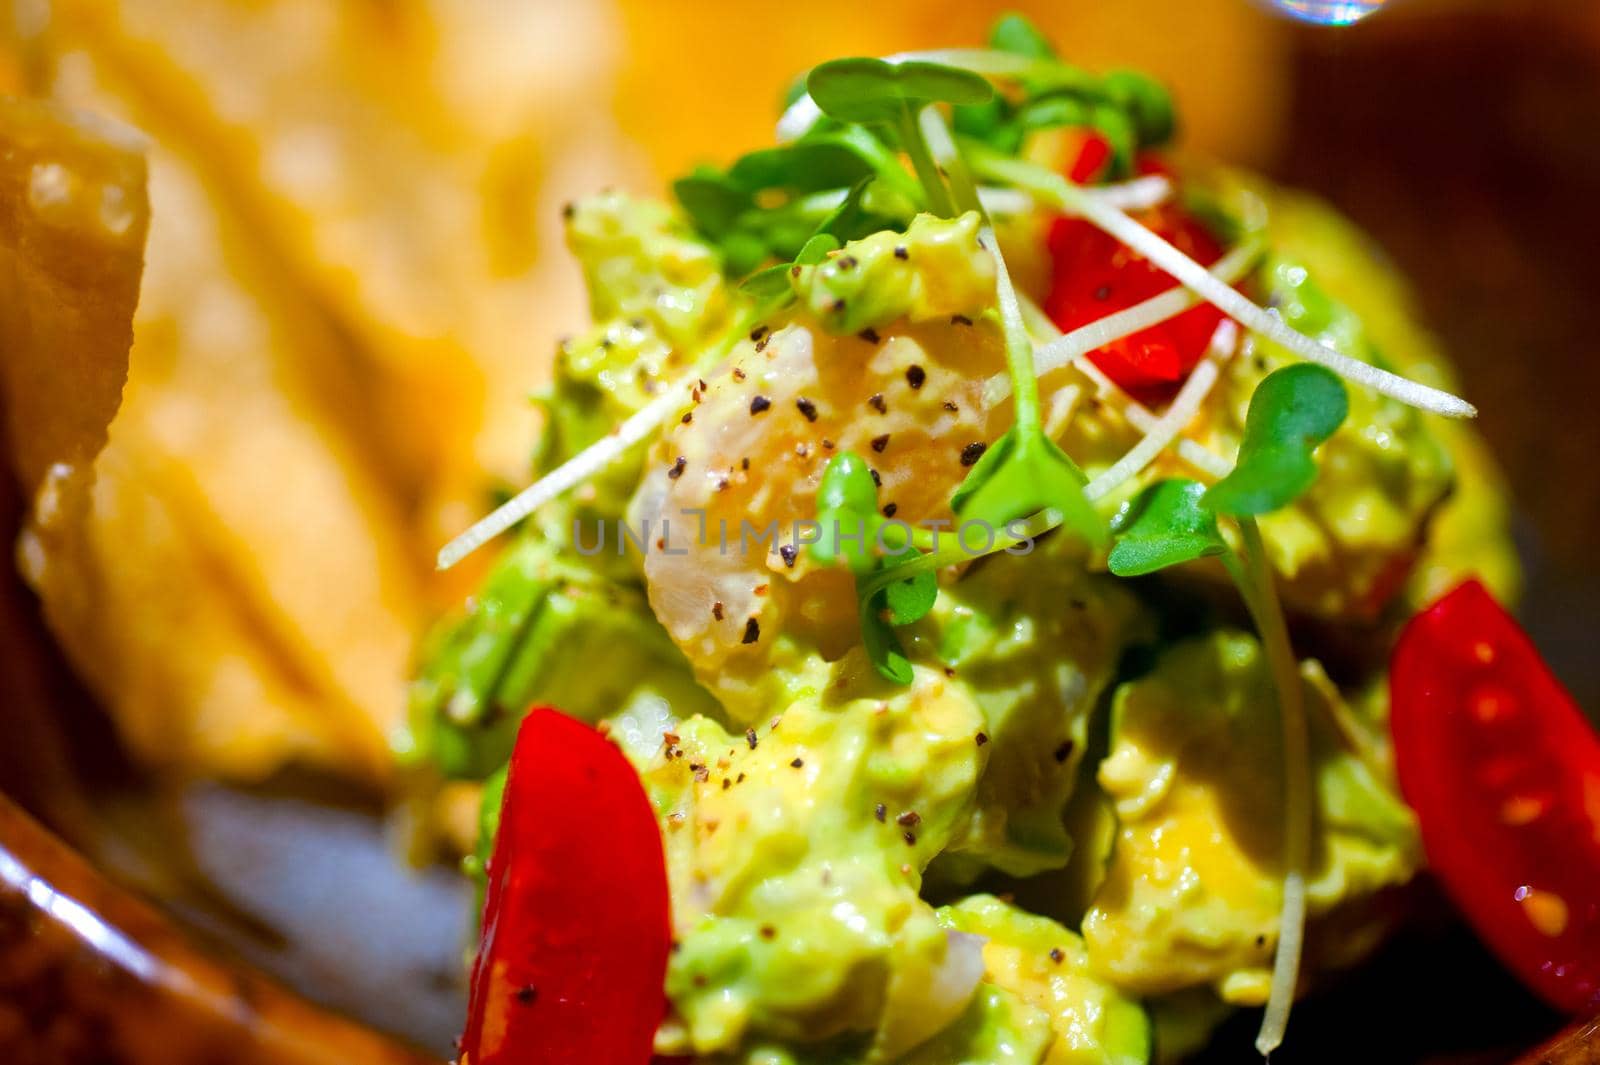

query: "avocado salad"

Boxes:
[402, 15, 1525, 1065]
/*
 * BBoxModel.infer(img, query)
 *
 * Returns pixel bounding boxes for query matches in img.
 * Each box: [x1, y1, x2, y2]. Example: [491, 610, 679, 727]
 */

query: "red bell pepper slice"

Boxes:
[1043, 141, 1225, 401]
[1391, 580, 1600, 1013]
[461, 707, 672, 1064]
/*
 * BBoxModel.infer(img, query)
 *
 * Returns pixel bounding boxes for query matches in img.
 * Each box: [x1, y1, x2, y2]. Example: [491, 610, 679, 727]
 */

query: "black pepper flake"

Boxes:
[759, 925, 777, 940]
[905, 365, 926, 389]
[830, 297, 846, 312]
[741, 457, 751, 471]
[951, 313, 974, 326]
[790, 264, 802, 277]
[882, 502, 898, 518]
[722, 778, 732, 790]
[517, 984, 538, 1004]
[903, 830, 918, 846]
[1255, 935, 1267, 947]
[976, 732, 989, 747]
[750, 395, 772, 415]
[742, 617, 761, 644]
[1053, 739, 1075, 763]
[746, 728, 759, 750]
[893, 245, 909, 260]
[822, 438, 836, 450]
[790, 757, 804, 769]
[868, 468, 882, 487]
[1094, 285, 1112, 301]
[1049, 947, 1065, 965]
[779, 544, 798, 568]
[858, 327, 881, 344]
[943, 400, 959, 412]
[795, 397, 818, 422]
[681, 411, 693, 424]
[737, 772, 746, 783]
[750, 325, 769, 342]
[712, 601, 725, 621]
[874, 803, 887, 823]
[960, 442, 987, 467]
[870, 434, 890, 453]
[754, 336, 770, 353]
[868, 393, 887, 414]
[838, 255, 858, 271]
[668, 456, 687, 479]
[733, 367, 747, 381]
[562, 202, 576, 220]
[896, 811, 921, 828]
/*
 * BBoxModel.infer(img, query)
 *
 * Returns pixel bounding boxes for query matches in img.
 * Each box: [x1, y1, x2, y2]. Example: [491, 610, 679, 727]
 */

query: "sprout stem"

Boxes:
[1083, 320, 1234, 501]
[971, 151, 1476, 419]
[1231, 518, 1312, 1059]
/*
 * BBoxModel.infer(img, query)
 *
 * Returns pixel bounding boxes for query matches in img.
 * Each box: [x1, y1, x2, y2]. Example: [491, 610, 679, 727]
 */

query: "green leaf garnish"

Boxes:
[860, 598, 914, 685]
[945, 201, 1106, 549]
[1206, 364, 1349, 517]
[736, 178, 875, 319]
[807, 58, 995, 124]
[795, 233, 842, 266]
[738, 263, 795, 314]
[882, 564, 937, 625]
[672, 167, 750, 237]
[988, 13, 1057, 60]
[811, 451, 882, 576]
[729, 127, 920, 202]
[950, 427, 1105, 546]
[1108, 479, 1226, 577]
[807, 58, 993, 218]
[1103, 69, 1177, 147]
[811, 452, 936, 682]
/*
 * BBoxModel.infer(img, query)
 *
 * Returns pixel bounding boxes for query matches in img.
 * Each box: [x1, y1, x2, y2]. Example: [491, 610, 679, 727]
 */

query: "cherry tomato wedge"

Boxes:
[1044, 142, 1225, 401]
[462, 707, 672, 1064]
[1391, 580, 1600, 1013]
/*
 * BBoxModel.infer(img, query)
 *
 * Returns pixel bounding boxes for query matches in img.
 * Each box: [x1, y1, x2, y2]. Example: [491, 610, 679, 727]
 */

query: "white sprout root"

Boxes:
[976, 154, 1476, 419]
[436, 382, 692, 570]
[1019, 292, 1234, 479]
[1018, 240, 1259, 392]
[1083, 320, 1236, 501]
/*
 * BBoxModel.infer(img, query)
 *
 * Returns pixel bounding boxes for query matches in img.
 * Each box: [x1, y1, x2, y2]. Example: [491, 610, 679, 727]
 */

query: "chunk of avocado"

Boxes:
[1083, 631, 1418, 1004]
[648, 662, 988, 1059]
[934, 895, 1150, 1065]
[405, 531, 718, 780]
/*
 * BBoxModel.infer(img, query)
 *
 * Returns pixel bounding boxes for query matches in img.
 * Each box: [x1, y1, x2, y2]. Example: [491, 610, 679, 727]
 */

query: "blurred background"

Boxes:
[0, 0, 1597, 1061]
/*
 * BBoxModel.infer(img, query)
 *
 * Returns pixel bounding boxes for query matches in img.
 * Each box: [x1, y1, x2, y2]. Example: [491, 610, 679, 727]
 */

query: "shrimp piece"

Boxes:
[635, 315, 1009, 718]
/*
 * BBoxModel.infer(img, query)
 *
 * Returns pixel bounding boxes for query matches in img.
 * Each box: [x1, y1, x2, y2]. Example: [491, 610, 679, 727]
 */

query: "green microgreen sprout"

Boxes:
[807, 57, 992, 218]
[1106, 363, 1349, 1059]
[964, 145, 1474, 419]
[1107, 478, 1225, 576]
[943, 14, 1173, 172]
[738, 176, 874, 316]
[810, 451, 936, 685]
[675, 127, 915, 276]
[1205, 362, 1350, 516]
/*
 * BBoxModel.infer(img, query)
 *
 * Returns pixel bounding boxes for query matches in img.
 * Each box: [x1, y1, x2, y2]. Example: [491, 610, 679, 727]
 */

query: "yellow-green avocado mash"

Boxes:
[408, 104, 1516, 1061]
